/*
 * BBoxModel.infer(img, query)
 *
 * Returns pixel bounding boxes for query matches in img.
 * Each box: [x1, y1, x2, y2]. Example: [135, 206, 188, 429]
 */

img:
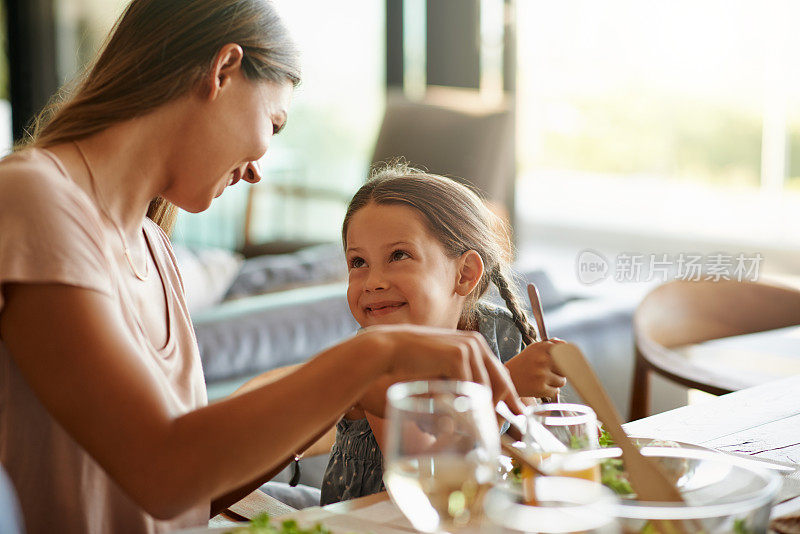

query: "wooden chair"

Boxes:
[629, 279, 800, 420]
[371, 87, 516, 221]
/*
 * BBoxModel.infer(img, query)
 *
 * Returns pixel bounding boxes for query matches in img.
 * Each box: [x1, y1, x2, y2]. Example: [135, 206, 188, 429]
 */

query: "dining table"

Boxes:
[208, 373, 800, 533]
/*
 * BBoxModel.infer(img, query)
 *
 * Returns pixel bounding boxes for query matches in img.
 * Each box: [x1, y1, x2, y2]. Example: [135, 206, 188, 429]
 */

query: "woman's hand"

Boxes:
[359, 324, 525, 417]
[504, 339, 568, 399]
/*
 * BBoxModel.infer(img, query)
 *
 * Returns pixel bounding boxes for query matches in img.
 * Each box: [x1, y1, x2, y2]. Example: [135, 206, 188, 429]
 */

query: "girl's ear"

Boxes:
[204, 43, 245, 101]
[455, 250, 484, 297]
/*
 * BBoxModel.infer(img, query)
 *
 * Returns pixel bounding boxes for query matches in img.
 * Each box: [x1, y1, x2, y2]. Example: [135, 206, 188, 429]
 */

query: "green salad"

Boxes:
[505, 428, 635, 495]
[597, 428, 634, 496]
[226, 513, 332, 534]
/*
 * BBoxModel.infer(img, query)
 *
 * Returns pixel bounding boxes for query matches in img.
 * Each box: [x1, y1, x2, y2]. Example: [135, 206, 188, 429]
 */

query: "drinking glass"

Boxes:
[525, 403, 599, 453]
[383, 380, 501, 533]
[513, 403, 600, 504]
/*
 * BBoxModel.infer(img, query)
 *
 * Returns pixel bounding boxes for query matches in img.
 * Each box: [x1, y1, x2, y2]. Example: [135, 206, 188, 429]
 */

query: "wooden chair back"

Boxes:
[371, 88, 515, 216]
[629, 279, 800, 420]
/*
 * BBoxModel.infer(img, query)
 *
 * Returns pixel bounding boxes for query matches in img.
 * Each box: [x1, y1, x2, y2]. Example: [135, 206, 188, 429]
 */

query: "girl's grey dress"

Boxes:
[320, 302, 525, 505]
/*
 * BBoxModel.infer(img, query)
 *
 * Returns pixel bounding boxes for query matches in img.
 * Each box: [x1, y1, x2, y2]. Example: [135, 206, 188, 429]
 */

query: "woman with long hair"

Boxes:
[0, 1, 522, 532]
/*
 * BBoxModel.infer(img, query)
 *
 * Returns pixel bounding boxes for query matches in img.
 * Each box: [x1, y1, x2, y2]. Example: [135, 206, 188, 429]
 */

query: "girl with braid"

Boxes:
[321, 164, 568, 505]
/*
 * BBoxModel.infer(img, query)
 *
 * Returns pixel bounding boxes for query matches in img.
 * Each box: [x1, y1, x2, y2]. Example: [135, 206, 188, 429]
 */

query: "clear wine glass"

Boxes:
[383, 380, 501, 533]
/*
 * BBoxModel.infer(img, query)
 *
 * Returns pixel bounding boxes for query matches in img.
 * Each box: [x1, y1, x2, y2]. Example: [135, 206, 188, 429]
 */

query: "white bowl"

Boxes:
[570, 446, 781, 533]
[484, 476, 619, 533]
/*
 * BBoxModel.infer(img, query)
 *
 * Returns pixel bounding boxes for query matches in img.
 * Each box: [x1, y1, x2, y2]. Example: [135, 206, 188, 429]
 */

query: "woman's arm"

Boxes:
[209, 421, 335, 516]
[210, 364, 337, 516]
[0, 283, 520, 520]
[231, 363, 304, 396]
[227, 363, 339, 459]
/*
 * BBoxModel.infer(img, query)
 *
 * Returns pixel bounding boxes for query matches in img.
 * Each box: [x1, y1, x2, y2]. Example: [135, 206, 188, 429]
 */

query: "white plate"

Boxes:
[631, 437, 795, 474]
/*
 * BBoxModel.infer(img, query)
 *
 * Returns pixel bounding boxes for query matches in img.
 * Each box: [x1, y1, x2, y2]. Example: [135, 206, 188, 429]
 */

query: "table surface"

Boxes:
[671, 325, 800, 390]
[243, 374, 800, 533]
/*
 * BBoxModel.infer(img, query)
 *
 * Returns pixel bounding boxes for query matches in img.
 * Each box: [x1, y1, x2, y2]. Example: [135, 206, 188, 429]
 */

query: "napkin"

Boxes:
[772, 515, 800, 534]
[771, 470, 800, 533]
[779, 470, 800, 503]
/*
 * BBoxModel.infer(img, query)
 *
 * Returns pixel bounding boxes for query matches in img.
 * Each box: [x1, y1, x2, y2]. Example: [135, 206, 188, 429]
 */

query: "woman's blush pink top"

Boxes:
[0, 148, 209, 533]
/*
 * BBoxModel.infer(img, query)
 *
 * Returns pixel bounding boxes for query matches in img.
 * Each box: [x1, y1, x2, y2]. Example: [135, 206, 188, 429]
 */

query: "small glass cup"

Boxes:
[514, 403, 600, 503]
[526, 403, 600, 453]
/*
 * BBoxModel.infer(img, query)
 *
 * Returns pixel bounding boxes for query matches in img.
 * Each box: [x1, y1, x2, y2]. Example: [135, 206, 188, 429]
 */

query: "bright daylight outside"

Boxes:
[3, 1, 798, 253]
[516, 0, 800, 248]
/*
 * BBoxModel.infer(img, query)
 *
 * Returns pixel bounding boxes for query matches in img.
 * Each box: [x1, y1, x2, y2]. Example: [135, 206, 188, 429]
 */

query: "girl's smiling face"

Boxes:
[345, 202, 467, 329]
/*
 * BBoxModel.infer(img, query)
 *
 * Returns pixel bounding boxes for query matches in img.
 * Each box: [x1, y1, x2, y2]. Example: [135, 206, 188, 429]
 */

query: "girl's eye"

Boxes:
[349, 257, 365, 269]
[390, 250, 410, 262]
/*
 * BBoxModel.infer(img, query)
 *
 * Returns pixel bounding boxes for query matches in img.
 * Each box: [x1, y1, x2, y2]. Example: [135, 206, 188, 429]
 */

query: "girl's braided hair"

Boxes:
[342, 162, 538, 344]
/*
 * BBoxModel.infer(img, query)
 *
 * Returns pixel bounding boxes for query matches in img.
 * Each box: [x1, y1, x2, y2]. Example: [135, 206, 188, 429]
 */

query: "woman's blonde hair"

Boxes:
[342, 162, 537, 343]
[24, 0, 301, 235]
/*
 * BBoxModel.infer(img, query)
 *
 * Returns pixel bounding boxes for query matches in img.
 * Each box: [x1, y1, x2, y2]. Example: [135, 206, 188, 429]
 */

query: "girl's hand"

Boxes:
[504, 339, 568, 399]
[358, 324, 525, 417]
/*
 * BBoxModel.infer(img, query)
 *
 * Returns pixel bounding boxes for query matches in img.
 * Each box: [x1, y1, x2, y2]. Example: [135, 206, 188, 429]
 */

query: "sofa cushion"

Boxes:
[259, 481, 321, 509]
[194, 283, 358, 383]
[0, 467, 22, 534]
[226, 243, 346, 299]
[172, 245, 244, 314]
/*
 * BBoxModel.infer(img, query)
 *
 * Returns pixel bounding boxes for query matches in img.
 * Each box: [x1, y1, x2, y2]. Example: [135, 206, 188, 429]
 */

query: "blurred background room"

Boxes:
[3, 0, 800, 426]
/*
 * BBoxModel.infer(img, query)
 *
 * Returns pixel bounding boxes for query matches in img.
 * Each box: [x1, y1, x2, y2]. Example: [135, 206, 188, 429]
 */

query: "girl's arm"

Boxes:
[366, 406, 437, 458]
[360, 376, 396, 453]
[0, 283, 521, 520]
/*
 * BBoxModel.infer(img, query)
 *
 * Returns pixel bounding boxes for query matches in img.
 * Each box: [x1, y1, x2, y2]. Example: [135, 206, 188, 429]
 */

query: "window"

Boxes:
[0, 3, 12, 153]
[54, 0, 128, 84]
[516, 1, 800, 246]
[175, 1, 385, 249]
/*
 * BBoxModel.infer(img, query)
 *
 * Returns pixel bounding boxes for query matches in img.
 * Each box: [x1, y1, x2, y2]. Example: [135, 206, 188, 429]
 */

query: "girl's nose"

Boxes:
[365, 268, 388, 291]
[242, 160, 262, 184]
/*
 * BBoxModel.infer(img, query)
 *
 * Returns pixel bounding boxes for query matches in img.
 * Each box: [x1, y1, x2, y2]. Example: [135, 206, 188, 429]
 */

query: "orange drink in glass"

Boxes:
[521, 403, 602, 503]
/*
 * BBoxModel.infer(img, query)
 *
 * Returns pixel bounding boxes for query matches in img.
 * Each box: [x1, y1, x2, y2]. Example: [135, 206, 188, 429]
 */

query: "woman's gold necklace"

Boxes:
[73, 141, 149, 281]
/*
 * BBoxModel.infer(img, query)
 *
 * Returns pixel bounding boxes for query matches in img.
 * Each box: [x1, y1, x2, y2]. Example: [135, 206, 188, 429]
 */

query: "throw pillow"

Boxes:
[172, 245, 244, 314]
